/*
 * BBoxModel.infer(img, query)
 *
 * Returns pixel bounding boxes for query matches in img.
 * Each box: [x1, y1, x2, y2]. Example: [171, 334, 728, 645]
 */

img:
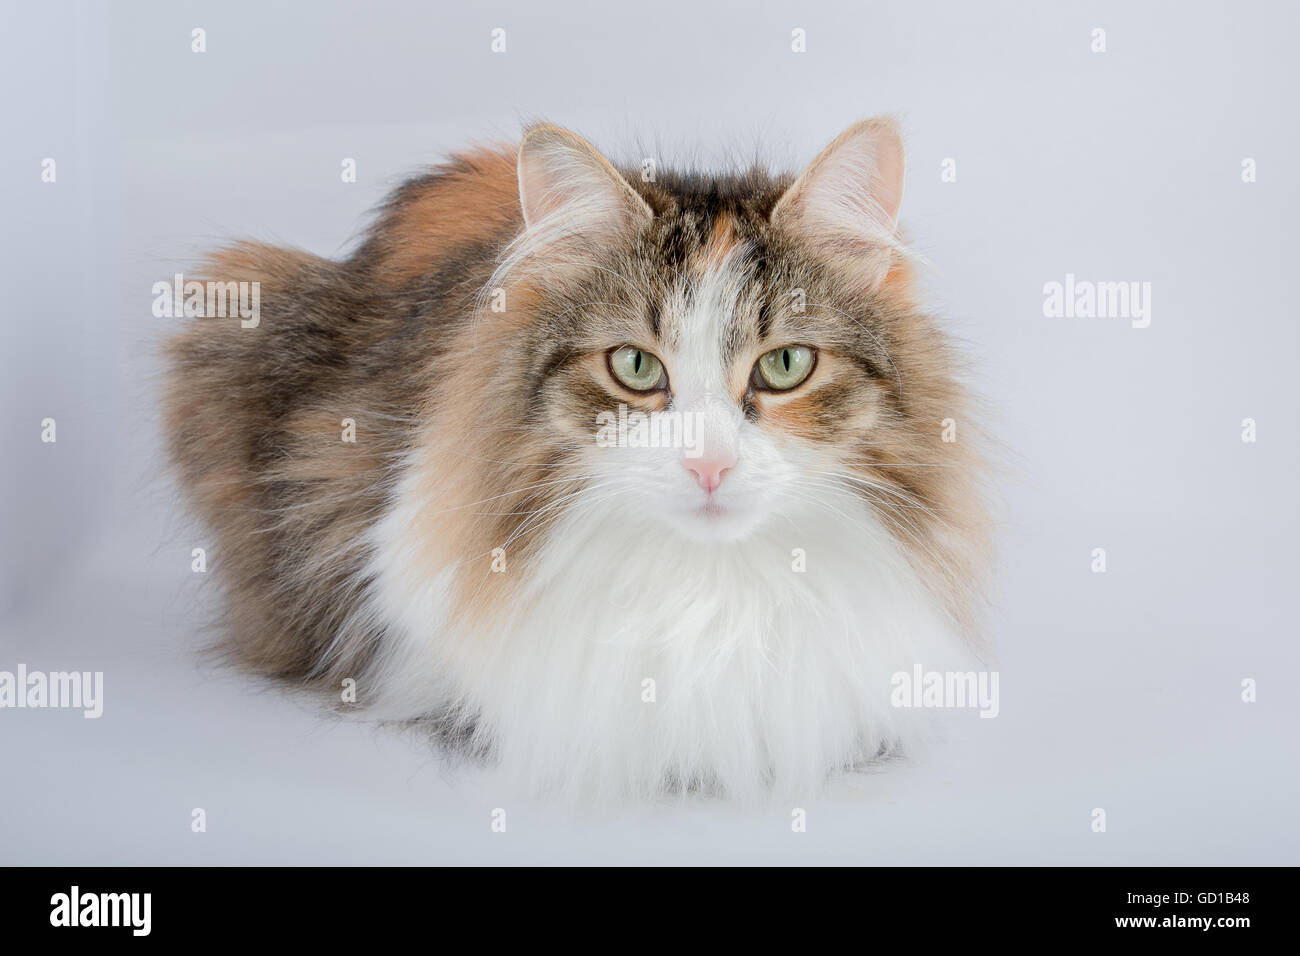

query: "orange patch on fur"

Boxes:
[376, 145, 522, 286]
[876, 255, 919, 306]
[699, 213, 739, 271]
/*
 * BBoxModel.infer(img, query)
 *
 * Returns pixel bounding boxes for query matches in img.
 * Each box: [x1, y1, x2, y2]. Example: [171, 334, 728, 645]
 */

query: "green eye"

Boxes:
[608, 346, 666, 391]
[755, 346, 816, 391]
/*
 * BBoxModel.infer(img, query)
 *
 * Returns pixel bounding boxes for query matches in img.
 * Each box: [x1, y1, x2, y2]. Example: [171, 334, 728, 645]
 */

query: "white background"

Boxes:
[2, 0, 1296, 863]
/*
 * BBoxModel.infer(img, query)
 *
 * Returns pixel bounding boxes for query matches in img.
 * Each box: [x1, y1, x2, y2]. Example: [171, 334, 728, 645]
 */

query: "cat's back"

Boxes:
[162, 144, 523, 680]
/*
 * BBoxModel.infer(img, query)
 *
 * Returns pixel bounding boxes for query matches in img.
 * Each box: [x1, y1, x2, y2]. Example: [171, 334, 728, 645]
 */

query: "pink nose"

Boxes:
[683, 454, 736, 493]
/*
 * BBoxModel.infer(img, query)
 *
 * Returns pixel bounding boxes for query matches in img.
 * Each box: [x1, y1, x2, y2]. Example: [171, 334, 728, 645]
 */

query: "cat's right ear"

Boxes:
[516, 124, 652, 249]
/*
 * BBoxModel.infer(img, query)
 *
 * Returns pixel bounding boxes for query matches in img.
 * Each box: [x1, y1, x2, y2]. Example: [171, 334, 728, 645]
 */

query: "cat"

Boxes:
[165, 118, 991, 803]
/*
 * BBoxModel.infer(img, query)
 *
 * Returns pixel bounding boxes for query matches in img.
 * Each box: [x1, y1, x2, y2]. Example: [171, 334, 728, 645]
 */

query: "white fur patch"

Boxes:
[364, 444, 974, 805]
[362, 253, 974, 804]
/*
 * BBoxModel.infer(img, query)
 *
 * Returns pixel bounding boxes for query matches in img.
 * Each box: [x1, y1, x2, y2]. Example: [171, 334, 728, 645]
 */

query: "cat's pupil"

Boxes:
[782, 349, 791, 371]
[633, 351, 642, 374]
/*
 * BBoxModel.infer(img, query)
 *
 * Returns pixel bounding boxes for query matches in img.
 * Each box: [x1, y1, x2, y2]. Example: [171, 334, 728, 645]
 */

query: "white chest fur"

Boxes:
[364, 463, 975, 804]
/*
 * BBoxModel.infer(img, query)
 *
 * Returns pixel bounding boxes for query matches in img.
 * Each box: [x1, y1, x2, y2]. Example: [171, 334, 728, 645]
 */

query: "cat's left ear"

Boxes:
[771, 117, 905, 286]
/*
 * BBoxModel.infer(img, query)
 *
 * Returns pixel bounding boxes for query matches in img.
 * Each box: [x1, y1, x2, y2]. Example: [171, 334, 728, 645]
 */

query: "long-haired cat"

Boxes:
[165, 118, 990, 803]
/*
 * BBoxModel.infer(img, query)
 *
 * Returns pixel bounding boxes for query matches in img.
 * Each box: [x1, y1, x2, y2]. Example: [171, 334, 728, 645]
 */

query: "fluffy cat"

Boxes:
[165, 118, 990, 803]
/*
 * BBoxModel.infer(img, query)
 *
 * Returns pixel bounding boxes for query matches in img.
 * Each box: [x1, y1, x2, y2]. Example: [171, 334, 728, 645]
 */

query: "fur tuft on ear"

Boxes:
[516, 123, 651, 246]
[772, 117, 906, 286]
[484, 124, 652, 298]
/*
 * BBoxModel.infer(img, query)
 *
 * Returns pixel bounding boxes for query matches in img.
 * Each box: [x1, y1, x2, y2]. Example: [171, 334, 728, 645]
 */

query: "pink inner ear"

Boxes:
[516, 126, 651, 239]
[775, 119, 906, 245]
[517, 135, 597, 228]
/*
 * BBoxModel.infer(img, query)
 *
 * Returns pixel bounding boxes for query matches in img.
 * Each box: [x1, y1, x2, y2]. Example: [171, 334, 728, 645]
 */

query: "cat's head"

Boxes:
[415, 119, 984, 622]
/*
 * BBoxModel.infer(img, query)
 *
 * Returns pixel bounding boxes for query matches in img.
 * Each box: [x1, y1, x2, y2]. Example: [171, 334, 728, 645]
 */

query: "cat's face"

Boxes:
[522, 235, 899, 544]
[413, 121, 981, 631]
[500, 121, 916, 545]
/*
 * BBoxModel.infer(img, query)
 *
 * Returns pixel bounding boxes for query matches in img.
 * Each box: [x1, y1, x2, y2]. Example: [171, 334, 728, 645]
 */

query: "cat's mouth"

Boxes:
[669, 494, 760, 543]
[696, 497, 728, 520]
